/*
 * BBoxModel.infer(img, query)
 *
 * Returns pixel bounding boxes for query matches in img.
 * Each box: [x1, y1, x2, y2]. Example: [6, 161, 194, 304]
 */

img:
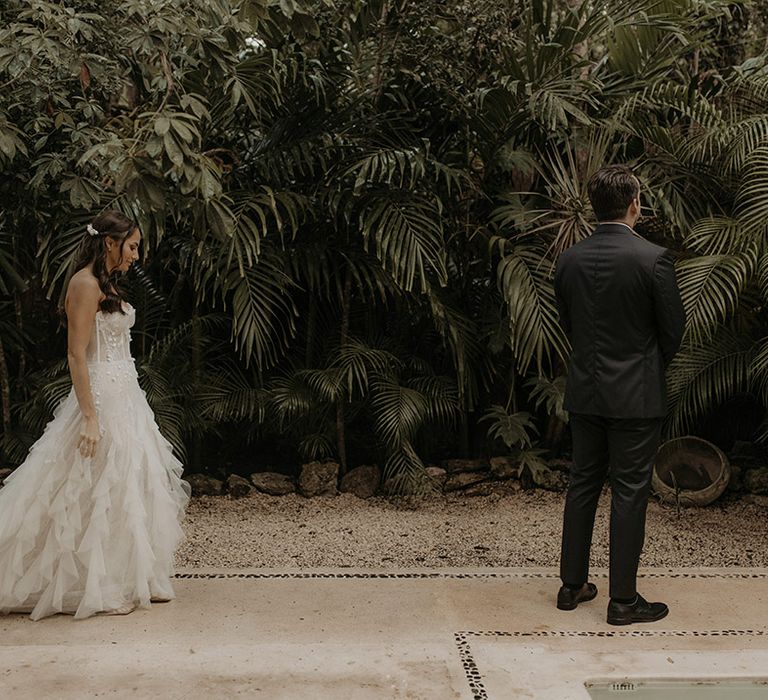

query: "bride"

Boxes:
[0, 210, 190, 620]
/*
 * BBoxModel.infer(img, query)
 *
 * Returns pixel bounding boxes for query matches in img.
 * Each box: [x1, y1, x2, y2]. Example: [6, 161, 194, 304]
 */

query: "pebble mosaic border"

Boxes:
[173, 571, 768, 580]
[171, 570, 768, 700]
[454, 629, 768, 700]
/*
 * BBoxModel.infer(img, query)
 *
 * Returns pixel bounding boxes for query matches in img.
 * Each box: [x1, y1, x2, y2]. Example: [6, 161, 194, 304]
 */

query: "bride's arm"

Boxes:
[65, 275, 102, 458]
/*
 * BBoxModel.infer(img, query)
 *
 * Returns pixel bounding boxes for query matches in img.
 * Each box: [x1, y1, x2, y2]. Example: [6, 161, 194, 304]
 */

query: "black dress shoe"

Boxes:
[557, 582, 598, 610]
[607, 593, 669, 626]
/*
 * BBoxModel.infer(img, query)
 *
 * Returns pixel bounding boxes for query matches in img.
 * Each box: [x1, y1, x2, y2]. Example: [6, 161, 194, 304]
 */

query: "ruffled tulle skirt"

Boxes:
[0, 359, 190, 620]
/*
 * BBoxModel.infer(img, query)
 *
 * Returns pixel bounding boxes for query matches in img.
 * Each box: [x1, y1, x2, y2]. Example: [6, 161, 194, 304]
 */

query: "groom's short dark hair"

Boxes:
[588, 165, 640, 221]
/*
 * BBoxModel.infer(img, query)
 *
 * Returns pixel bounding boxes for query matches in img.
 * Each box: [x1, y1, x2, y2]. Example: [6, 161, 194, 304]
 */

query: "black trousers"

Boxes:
[559, 414, 663, 600]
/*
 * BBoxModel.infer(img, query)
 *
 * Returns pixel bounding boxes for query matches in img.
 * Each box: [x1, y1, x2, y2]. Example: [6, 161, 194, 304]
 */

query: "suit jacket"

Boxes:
[554, 223, 686, 418]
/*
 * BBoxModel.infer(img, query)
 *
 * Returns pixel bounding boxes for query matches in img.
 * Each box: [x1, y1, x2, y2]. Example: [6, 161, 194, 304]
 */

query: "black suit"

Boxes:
[554, 222, 685, 599]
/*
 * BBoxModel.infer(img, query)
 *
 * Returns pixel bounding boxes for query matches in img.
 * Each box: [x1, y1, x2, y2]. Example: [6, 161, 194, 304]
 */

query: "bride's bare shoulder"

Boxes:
[65, 269, 102, 311]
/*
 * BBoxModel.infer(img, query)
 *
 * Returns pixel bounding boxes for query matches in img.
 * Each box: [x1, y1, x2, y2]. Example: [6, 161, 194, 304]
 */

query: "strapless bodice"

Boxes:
[86, 303, 135, 364]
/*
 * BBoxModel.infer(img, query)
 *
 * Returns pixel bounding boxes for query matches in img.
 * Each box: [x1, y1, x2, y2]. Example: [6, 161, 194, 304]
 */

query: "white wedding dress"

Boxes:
[0, 303, 190, 620]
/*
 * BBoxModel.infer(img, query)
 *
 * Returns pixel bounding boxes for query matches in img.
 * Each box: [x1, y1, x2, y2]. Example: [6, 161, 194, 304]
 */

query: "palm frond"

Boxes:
[425, 290, 484, 408]
[224, 253, 298, 368]
[759, 253, 768, 304]
[750, 335, 768, 395]
[268, 372, 319, 426]
[493, 241, 569, 374]
[343, 146, 427, 193]
[0, 223, 27, 295]
[407, 374, 459, 425]
[19, 371, 72, 425]
[734, 144, 768, 237]
[297, 432, 335, 462]
[517, 447, 553, 485]
[330, 338, 402, 397]
[491, 133, 614, 254]
[525, 374, 568, 423]
[370, 377, 429, 446]
[677, 253, 754, 345]
[752, 335, 768, 445]
[359, 193, 447, 293]
[226, 187, 310, 268]
[137, 364, 187, 459]
[292, 366, 344, 402]
[146, 314, 228, 364]
[685, 217, 756, 257]
[724, 114, 768, 173]
[381, 442, 430, 495]
[197, 364, 269, 423]
[666, 330, 756, 436]
[480, 405, 537, 450]
[223, 50, 284, 119]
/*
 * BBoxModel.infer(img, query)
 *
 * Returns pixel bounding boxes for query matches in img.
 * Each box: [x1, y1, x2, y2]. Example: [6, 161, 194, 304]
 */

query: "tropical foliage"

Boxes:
[1, 0, 767, 491]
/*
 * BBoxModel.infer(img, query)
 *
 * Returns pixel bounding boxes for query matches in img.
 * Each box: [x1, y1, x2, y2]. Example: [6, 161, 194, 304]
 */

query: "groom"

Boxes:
[553, 165, 685, 625]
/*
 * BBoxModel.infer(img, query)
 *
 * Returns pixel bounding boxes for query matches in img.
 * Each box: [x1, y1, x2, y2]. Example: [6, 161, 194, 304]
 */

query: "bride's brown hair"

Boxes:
[73, 209, 137, 314]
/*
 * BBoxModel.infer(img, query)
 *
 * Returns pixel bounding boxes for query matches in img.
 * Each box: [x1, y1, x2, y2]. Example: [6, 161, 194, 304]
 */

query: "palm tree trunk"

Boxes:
[459, 383, 470, 457]
[372, 1, 390, 106]
[190, 306, 202, 472]
[565, 0, 590, 81]
[14, 294, 25, 381]
[336, 269, 352, 476]
[509, 364, 518, 414]
[544, 358, 567, 454]
[305, 292, 317, 368]
[0, 338, 12, 448]
[544, 414, 566, 455]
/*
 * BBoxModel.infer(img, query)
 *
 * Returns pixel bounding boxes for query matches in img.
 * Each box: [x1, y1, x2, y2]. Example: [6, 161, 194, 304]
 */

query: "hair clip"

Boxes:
[86, 224, 100, 237]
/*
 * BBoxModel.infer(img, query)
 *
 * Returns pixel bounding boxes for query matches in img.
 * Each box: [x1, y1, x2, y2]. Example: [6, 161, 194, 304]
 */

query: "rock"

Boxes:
[0, 468, 12, 486]
[464, 482, 493, 497]
[251, 471, 295, 495]
[548, 458, 573, 473]
[381, 478, 435, 497]
[226, 474, 253, 499]
[728, 441, 768, 470]
[299, 461, 339, 497]
[340, 464, 380, 499]
[534, 468, 569, 492]
[489, 457, 518, 480]
[442, 458, 489, 474]
[186, 473, 224, 497]
[548, 472, 569, 491]
[445, 471, 488, 492]
[426, 466, 448, 490]
[743, 467, 768, 495]
[727, 464, 743, 493]
[520, 466, 536, 490]
[380, 478, 399, 496]
[742, 494, 768, 507]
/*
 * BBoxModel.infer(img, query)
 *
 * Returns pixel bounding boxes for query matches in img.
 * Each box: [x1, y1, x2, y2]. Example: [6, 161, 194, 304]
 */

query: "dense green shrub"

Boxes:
[1, 0, 767, 491]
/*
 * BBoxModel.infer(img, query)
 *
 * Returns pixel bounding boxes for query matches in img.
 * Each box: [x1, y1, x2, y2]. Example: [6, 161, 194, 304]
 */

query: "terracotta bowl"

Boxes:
[652, 436, 730, 507]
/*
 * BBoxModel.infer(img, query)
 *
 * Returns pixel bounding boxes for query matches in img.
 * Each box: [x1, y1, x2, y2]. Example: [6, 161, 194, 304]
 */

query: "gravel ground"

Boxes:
[175, 483, 768, 569]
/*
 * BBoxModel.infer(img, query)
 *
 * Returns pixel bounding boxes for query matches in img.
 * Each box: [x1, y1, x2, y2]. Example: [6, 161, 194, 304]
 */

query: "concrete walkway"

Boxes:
[2, 568, 767, 699]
